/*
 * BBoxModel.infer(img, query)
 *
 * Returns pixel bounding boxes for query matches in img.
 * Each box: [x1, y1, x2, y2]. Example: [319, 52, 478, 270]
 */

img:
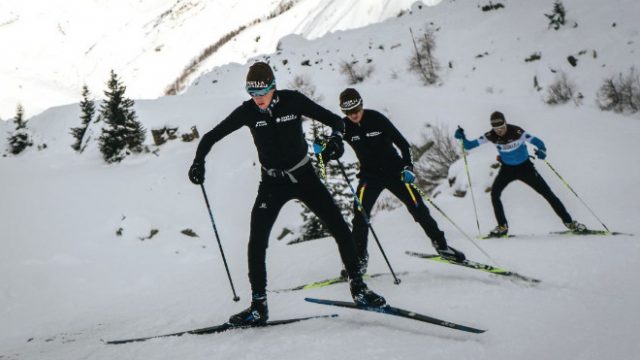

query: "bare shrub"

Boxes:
[409, 27, 440, 86]
[597, 67, 640, 113]
[288, 75, 323, 102]
[545, 72, 578, 105]
[412, 123, 460, 194]
[340, 61, 374, 85]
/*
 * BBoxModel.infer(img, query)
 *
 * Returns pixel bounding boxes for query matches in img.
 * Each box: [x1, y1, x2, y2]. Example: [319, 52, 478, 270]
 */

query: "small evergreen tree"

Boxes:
[545, 0, 567, 30]
[70, 85, 95, 152]
[7, 104, 33, 155]
[98, 70, 145, 163]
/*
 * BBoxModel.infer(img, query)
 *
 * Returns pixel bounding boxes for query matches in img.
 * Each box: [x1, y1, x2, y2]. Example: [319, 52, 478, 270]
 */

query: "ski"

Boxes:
[104, 314, 337, 345]
[304, 297, 485, 334]
[480, 234, 516, 240]
[550, 230, 633, 236]
[271, 271, 409, 293]
[481, 230, 633, 239]
[405, 251, 541, 284]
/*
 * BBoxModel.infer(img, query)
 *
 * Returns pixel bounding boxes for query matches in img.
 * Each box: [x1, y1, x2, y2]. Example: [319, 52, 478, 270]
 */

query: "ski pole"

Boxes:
[200, 184, 240, 302]
[335, 159, 402, 285]
[410, 184, 498, 266]
[458, 126, 482, 237]
[542, 159, 611, 232]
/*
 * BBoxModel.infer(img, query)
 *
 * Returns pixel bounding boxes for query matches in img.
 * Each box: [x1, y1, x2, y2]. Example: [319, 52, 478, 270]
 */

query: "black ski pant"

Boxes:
[491, 160, 572, 227]
[248, 162, 360, 296]
[352, 175, 446, 261]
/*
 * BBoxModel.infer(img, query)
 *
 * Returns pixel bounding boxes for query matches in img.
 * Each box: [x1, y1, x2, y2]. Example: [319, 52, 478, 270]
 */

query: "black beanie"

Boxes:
[339, 88, 363, 111]
[490, 111, 506, 127]
[246, 62, 275, 88]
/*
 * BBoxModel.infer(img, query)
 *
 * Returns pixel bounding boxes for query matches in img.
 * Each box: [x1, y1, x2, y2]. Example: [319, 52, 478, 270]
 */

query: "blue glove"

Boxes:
[535, 148, 547, 160]
[312, 141, 324, 155]
[401, 166, 415, 184]
[454, 127, 466, 140]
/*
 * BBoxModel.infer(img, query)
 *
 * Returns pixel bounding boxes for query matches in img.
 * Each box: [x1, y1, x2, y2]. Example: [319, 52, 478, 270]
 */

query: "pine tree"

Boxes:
[7, 104, 33, 155]
[98, 70, 145, 163]
[545, 0, 567, 30]
[70, 85, 95, 152]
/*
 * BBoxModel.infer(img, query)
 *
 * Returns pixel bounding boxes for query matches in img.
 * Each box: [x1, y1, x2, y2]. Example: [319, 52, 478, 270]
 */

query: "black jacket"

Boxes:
[194, 90, 344, 170]
[343, 109, 413, 178]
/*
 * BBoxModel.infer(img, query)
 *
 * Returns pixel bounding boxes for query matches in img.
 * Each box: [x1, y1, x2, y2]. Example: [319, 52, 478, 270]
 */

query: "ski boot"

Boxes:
[434, 243, 466, 262]
[228, 294, 268, 326]
[488, 224, 509, 238]
[564, 221, 587, 233]
[349, 277, 386, 308]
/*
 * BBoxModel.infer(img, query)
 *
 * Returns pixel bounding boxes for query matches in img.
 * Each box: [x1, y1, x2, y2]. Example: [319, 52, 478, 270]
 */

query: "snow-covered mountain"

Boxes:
[2, 1, 640, 359]
[0, 0, 436, 119]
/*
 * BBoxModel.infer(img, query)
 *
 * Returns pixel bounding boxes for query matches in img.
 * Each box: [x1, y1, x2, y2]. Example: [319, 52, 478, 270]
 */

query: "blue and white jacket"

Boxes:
[461, 125, 545, 166]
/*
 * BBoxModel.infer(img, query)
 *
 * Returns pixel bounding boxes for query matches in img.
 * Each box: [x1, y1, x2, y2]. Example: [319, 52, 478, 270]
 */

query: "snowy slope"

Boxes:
[2, 0, 640, 359]
[0, 0, 431, 119]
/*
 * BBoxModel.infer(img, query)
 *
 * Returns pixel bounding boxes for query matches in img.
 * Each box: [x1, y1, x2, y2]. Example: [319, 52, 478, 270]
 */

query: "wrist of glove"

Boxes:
[535, 148, 547, 160]
[401, 165, 416, 184]
[188, 160, 205, 185]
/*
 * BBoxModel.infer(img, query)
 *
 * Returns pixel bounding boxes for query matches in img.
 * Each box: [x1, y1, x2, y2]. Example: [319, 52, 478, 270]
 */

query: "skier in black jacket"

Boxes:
[188, 63, 386, 326]
[323, 88, 465, 274]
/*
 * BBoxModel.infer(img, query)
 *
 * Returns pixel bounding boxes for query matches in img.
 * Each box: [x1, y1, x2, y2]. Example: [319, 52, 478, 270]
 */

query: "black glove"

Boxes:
[454, 127, 466, 140]
[323, 133, 344, 160]
[188, 160, 205, 185]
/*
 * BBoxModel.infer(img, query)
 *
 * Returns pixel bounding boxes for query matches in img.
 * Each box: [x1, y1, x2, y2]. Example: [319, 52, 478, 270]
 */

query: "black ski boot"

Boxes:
[432, 239, 466, 262]
[228, 295, 268, 326]
[349, 277, 386, 308]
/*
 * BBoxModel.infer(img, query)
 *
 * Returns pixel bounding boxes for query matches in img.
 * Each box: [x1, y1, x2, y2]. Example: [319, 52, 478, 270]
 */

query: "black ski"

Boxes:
[271, 271, 409, 293]
[405, 251, 541, 284]
[305, 298, 485, 334]
[550, 230, 633, 236]
[104, 314, 337, 344]
[481, 230, 633, 239]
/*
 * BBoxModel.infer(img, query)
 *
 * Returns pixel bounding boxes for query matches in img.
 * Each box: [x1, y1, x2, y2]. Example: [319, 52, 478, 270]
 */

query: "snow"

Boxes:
[2, 0, 640, 359]
[0, 0, 431, 119]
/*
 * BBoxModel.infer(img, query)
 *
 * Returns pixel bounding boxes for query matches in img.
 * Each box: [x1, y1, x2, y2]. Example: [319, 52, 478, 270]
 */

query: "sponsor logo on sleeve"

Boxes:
[366, 131, 382, 137]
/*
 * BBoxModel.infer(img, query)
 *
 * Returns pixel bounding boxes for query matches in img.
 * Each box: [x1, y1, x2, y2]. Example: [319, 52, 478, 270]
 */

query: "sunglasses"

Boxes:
[342, 105, 363, 116]
[246, 80, 275, 97]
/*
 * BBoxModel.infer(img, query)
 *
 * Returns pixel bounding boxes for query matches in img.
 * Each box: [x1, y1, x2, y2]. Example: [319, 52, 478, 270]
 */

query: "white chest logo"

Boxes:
[255, 120, 268, 127]
[351, 135, 361, 141]
[366, 131, 382, 137]
[276, 114, 296, 123]
[497, 139, 524, 152]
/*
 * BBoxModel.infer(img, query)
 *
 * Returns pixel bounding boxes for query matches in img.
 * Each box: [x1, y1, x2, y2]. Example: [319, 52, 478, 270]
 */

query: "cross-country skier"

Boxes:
[320, 88, 465, 275]
[454, 111, 586, 237]
[188, 62, 386, 326]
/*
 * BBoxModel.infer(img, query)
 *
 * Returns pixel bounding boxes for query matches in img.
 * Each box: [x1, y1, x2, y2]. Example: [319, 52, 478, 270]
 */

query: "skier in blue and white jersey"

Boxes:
[454, 111, 586, 237]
